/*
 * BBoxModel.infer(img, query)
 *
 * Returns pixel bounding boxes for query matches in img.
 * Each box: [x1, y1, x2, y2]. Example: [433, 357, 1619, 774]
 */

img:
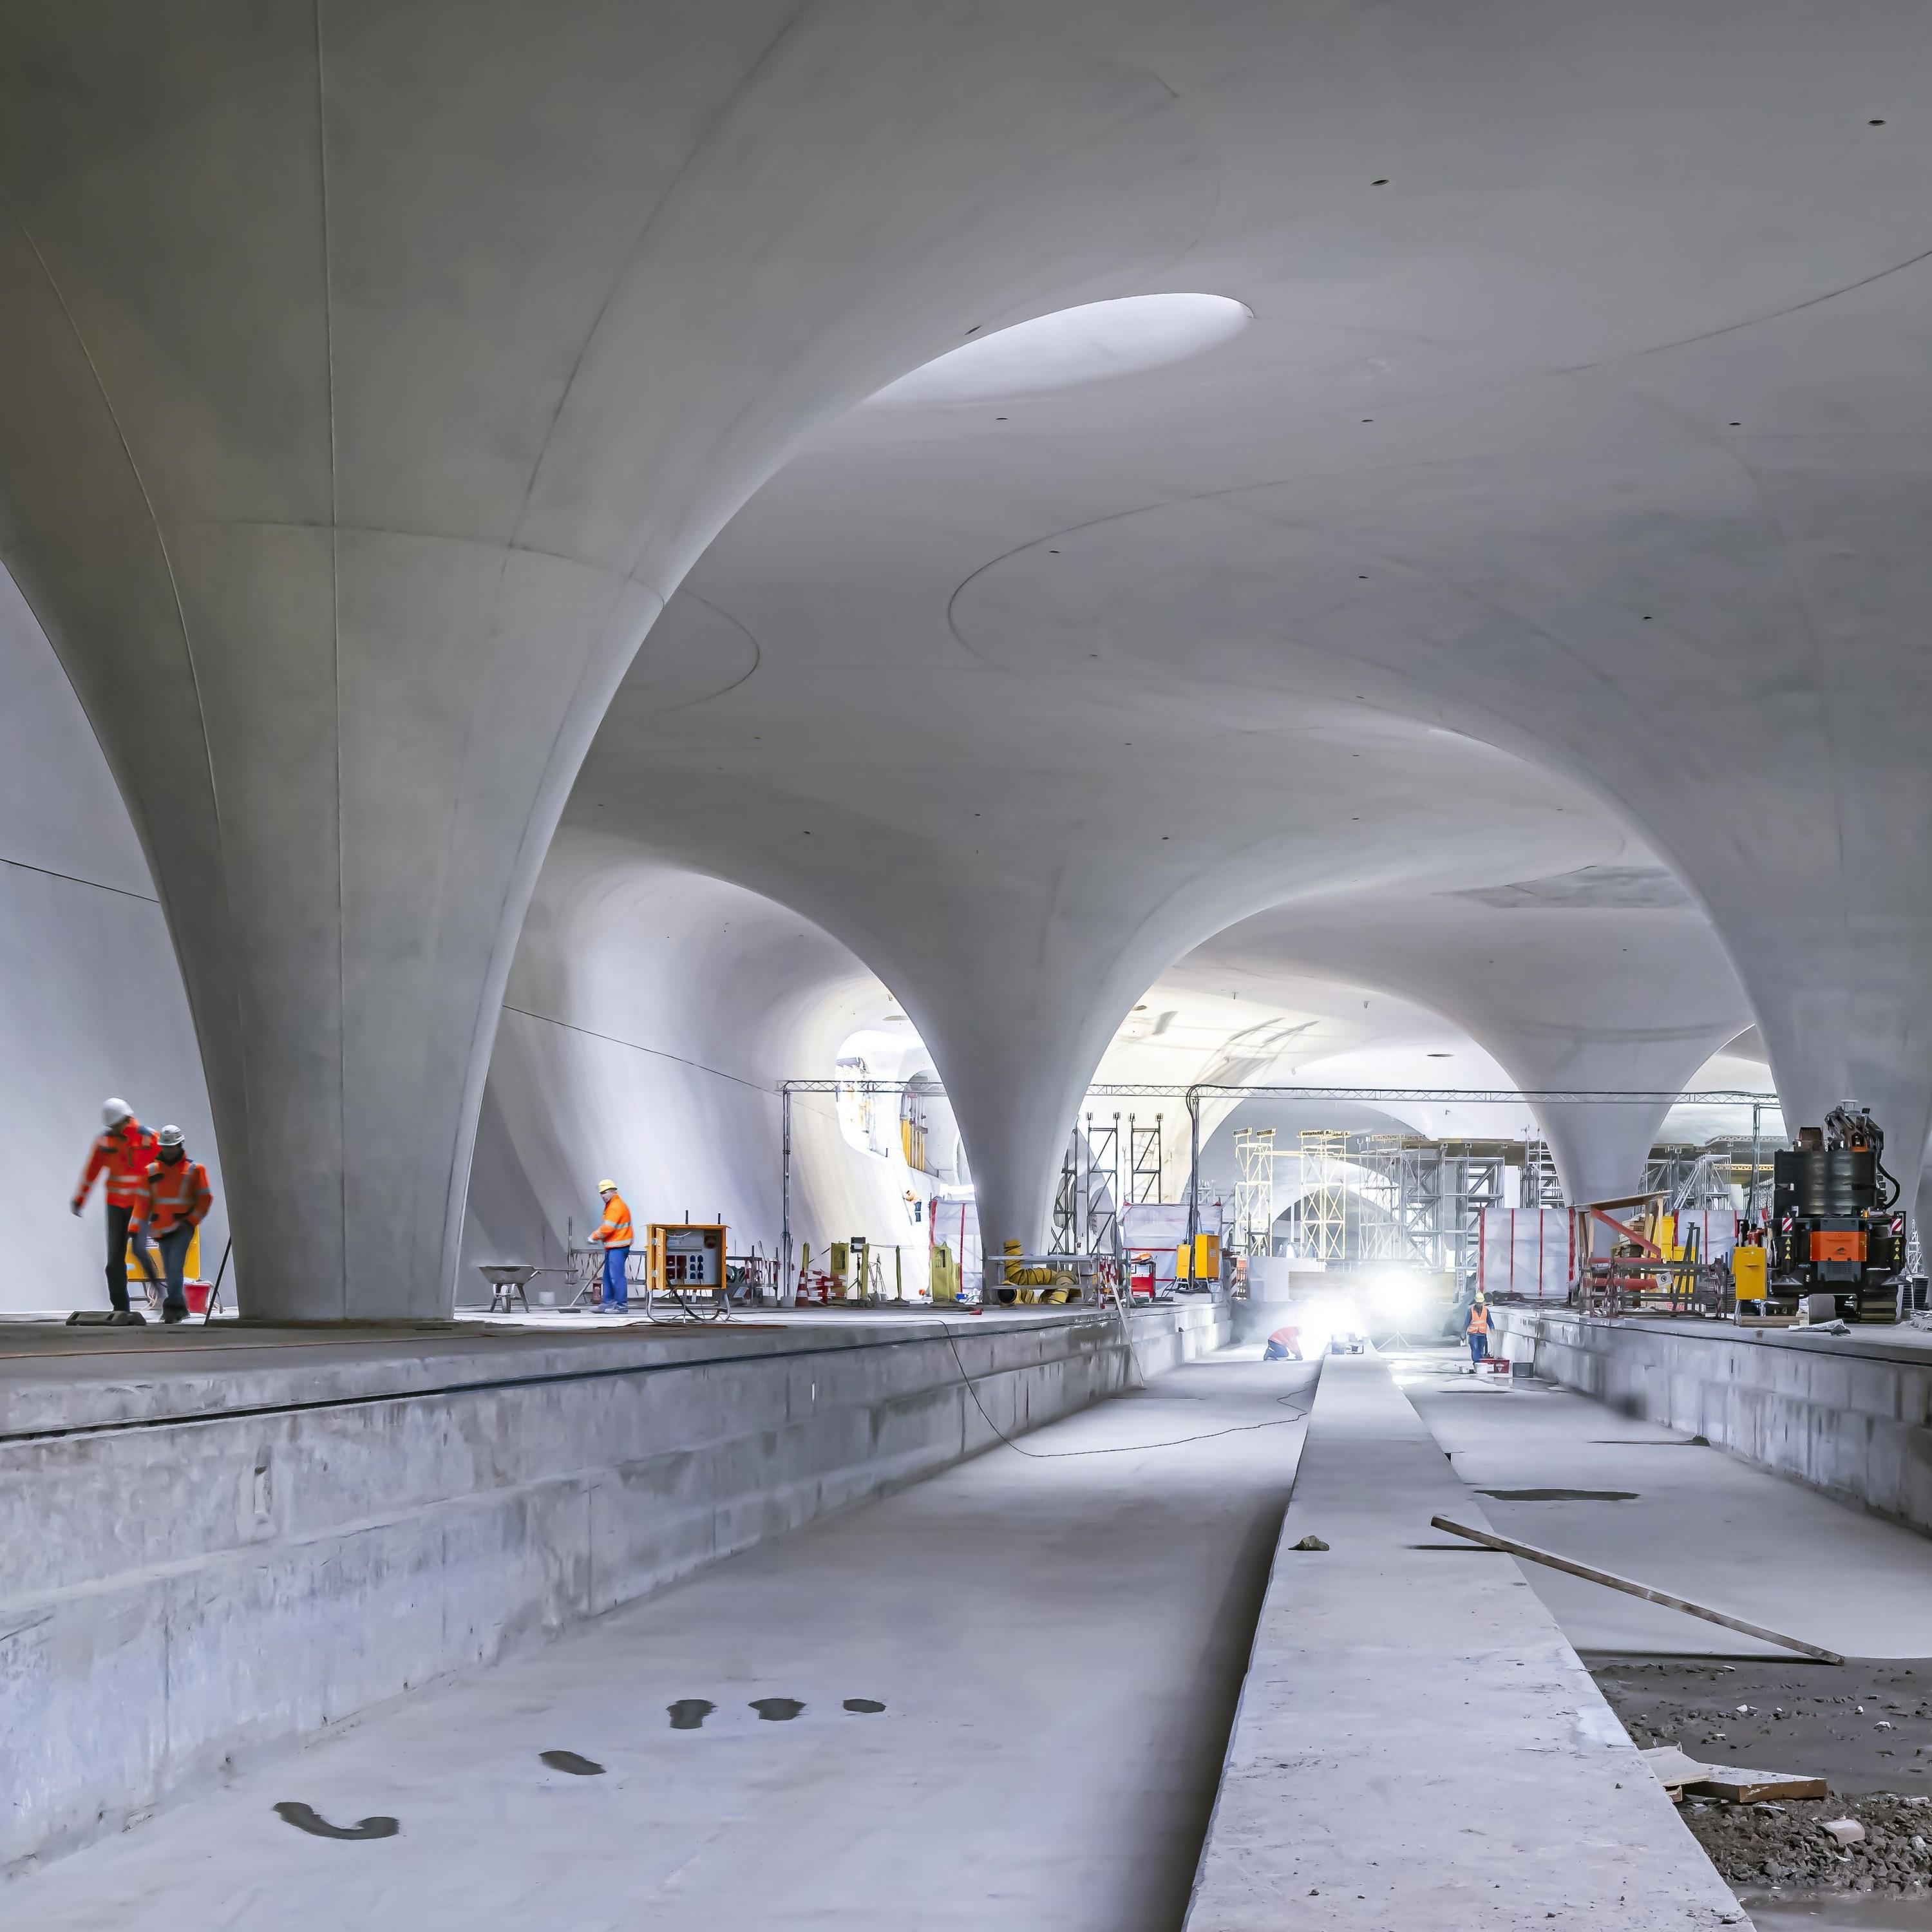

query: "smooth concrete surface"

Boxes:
[1494, 1308, 1932, 1541]
[1, 1300, 1224, 1870]
[1396, 1348, 1932, 1661]
[1184, 1352, 1748, 1930]
[2, 1341, 1310, 1927]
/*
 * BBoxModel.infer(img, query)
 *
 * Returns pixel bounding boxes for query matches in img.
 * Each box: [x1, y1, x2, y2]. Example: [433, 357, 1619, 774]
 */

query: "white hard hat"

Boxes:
[157, 1124, 185, 1149]
[102, 1097, 132, 1127]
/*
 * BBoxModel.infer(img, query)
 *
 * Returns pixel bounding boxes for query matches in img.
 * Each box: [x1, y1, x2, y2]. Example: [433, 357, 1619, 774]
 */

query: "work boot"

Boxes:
[162, 1306, 188, 1324]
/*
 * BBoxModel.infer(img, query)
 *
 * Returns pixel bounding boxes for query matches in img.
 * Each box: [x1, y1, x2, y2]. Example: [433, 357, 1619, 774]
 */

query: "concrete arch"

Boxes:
[5, 7, 1932, 1307]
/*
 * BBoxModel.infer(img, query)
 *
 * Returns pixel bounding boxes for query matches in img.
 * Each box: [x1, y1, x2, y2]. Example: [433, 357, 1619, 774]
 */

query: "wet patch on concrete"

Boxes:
[843, 1698, 886, 1714]
[1480, 1487, 1638, 1501]
[538, 1750, 604, 1775]
[751, 1698, 804, 1721]
[272, 1802, 399, 1841]
[667, 1699, 715, 1730]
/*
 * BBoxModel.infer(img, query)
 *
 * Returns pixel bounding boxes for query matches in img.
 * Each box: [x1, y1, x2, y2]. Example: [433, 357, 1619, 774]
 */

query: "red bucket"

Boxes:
[184, 1280, 211, 1316]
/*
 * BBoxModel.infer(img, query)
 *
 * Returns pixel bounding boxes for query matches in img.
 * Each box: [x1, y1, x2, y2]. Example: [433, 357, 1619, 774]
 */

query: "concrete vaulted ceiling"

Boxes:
[1, 3, 1927, 1310]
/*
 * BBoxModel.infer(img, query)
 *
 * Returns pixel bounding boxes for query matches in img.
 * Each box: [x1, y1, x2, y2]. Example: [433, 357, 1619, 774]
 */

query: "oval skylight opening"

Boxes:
[870, 293, 1253, 406]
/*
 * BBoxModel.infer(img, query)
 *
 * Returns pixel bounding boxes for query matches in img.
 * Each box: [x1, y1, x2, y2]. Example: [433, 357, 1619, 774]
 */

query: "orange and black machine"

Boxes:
[1771, 1103, 1907, 1320]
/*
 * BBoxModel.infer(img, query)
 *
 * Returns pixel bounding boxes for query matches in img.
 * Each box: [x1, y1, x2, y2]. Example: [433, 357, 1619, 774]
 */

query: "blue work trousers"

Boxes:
[601, 1245, 630, 1310]
[155, 1224, 193, 1317]
[1468, 1331, 1488, 1365]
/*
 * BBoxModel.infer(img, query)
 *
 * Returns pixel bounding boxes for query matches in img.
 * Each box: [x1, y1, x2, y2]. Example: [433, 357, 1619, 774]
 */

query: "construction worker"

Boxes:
[138, 1126, 213, 1324]
[71, 1099, 159, 1314]
[1464, 1291, 1491, 1369]
[592, 1180, 633, 1312]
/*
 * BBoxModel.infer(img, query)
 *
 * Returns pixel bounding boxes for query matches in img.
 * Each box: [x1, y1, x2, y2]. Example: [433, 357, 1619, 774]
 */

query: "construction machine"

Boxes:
[1770, 1103, 1908, 1321]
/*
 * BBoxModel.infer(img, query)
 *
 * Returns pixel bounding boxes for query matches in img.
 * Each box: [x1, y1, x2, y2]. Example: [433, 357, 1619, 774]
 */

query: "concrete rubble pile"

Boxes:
[1681, 1792, 1932, 1895]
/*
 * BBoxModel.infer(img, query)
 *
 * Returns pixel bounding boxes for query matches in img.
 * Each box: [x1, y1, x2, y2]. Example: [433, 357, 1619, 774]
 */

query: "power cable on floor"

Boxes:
[936, 1319, 1309, 1458]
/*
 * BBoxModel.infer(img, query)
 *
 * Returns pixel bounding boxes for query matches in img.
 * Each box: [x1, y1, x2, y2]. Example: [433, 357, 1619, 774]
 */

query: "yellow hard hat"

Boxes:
[597, 1179, 618, 1194]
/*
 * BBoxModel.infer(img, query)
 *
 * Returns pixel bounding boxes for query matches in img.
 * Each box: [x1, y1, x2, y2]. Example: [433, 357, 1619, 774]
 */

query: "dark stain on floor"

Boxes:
[751, 1698, 805, 1721]
[1589, 1438, 1709, 1447]
[272, 1801, 399, 1841]
[1480, 1488, 1639, 1502]
[539, 1750, 605, 1776]
[667, 1699, 715, 1730]
[843, 1698, 886, 1714]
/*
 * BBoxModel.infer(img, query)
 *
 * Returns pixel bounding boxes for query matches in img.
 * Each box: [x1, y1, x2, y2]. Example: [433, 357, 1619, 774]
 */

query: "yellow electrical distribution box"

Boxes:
[647, 1223, 725, 1294]
[1175, 1233, 1220, 1282]
[1732, 1244, 1767, 1303]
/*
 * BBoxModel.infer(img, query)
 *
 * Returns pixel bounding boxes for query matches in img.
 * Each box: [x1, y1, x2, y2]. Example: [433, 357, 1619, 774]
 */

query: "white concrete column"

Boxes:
[0, 3, 1207, 1314]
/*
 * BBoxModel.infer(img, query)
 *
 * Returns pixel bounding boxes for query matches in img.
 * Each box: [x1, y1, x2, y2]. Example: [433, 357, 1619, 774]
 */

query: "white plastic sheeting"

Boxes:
[1478, 1208, 1575, 1301]
[1479, 1204, 1739, 1302]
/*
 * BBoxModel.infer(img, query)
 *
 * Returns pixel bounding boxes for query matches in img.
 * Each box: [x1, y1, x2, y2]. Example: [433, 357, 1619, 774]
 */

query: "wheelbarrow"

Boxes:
[477, 1263, 538, 1314]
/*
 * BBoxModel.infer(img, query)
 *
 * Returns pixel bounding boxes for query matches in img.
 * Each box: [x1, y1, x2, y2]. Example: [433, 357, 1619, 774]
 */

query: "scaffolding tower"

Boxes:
[1050, 1113, 1122, 1256]
[1233, 1128, 1276, 1255]
[1128, 1113, 1164, 1204]
[1296, 1130, 1350, 1263]
[1522, 1136, 1563, 1208]
[1273, 1132, 1510, 1294]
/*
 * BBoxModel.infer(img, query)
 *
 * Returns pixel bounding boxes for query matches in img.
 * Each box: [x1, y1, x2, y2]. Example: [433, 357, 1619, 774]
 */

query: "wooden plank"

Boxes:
[1429, 1515, 1845, 1664]
[1641, 1747, 1826, 1803]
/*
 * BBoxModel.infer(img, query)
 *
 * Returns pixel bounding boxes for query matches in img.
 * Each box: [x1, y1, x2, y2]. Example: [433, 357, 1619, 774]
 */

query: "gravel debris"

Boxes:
[1684, 1793, 1932, 1894]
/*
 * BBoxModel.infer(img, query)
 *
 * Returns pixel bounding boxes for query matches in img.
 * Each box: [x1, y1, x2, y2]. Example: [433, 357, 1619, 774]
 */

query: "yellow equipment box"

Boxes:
[1175, 1232, 1220, 1282]
[1732, 1243, 1767, 1303]
[930, 1242, 960, 1303]
[647, 1223, 725, 1293]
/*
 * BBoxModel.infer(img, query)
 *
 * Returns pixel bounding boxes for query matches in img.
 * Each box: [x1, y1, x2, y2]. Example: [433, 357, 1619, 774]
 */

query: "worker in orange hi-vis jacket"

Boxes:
[592, 1180, 633, 1313]
[138, 1125, 214, 1325]
[71, 1098, 160, 1314]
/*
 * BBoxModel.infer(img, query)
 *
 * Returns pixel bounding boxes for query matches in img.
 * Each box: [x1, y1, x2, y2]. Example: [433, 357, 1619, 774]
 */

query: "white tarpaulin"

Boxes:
[1479, 1204, 1739, 1300]
[1478, 1208, 1574, 1300]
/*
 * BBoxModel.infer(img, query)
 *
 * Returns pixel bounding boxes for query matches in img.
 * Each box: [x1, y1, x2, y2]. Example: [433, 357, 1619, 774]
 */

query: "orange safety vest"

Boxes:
[1468, 1302, 1490, 1335]
[593, 1191, 633, 1248]
[75, 1121, 160, 1213]
[141, 1155, 212, 1235]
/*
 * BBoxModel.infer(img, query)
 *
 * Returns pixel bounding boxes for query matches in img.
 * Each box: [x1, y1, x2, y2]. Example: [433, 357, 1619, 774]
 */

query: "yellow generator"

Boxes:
[1175, 1231, 1220, 1287]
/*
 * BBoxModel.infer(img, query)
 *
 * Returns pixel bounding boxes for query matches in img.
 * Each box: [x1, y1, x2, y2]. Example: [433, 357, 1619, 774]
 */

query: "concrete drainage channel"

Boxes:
[1, 1301, 1226, 1871]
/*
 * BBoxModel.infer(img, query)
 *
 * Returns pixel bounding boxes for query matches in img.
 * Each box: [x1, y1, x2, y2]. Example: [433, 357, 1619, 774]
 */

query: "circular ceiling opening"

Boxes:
[869, 293, 1253, 407]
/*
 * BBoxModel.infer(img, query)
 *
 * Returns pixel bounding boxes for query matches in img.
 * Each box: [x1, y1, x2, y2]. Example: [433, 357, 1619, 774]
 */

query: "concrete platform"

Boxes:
[2, 1300, 1224, 1868]
[1, 1345, 1313, 1929]
[1492, 1308, 1932, 1539]
[1184, 1352, 1750, 1931]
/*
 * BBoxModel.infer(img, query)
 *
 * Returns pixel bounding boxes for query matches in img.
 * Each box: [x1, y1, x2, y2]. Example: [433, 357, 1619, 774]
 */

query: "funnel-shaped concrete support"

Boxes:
[0, 6, 1206, 1314]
